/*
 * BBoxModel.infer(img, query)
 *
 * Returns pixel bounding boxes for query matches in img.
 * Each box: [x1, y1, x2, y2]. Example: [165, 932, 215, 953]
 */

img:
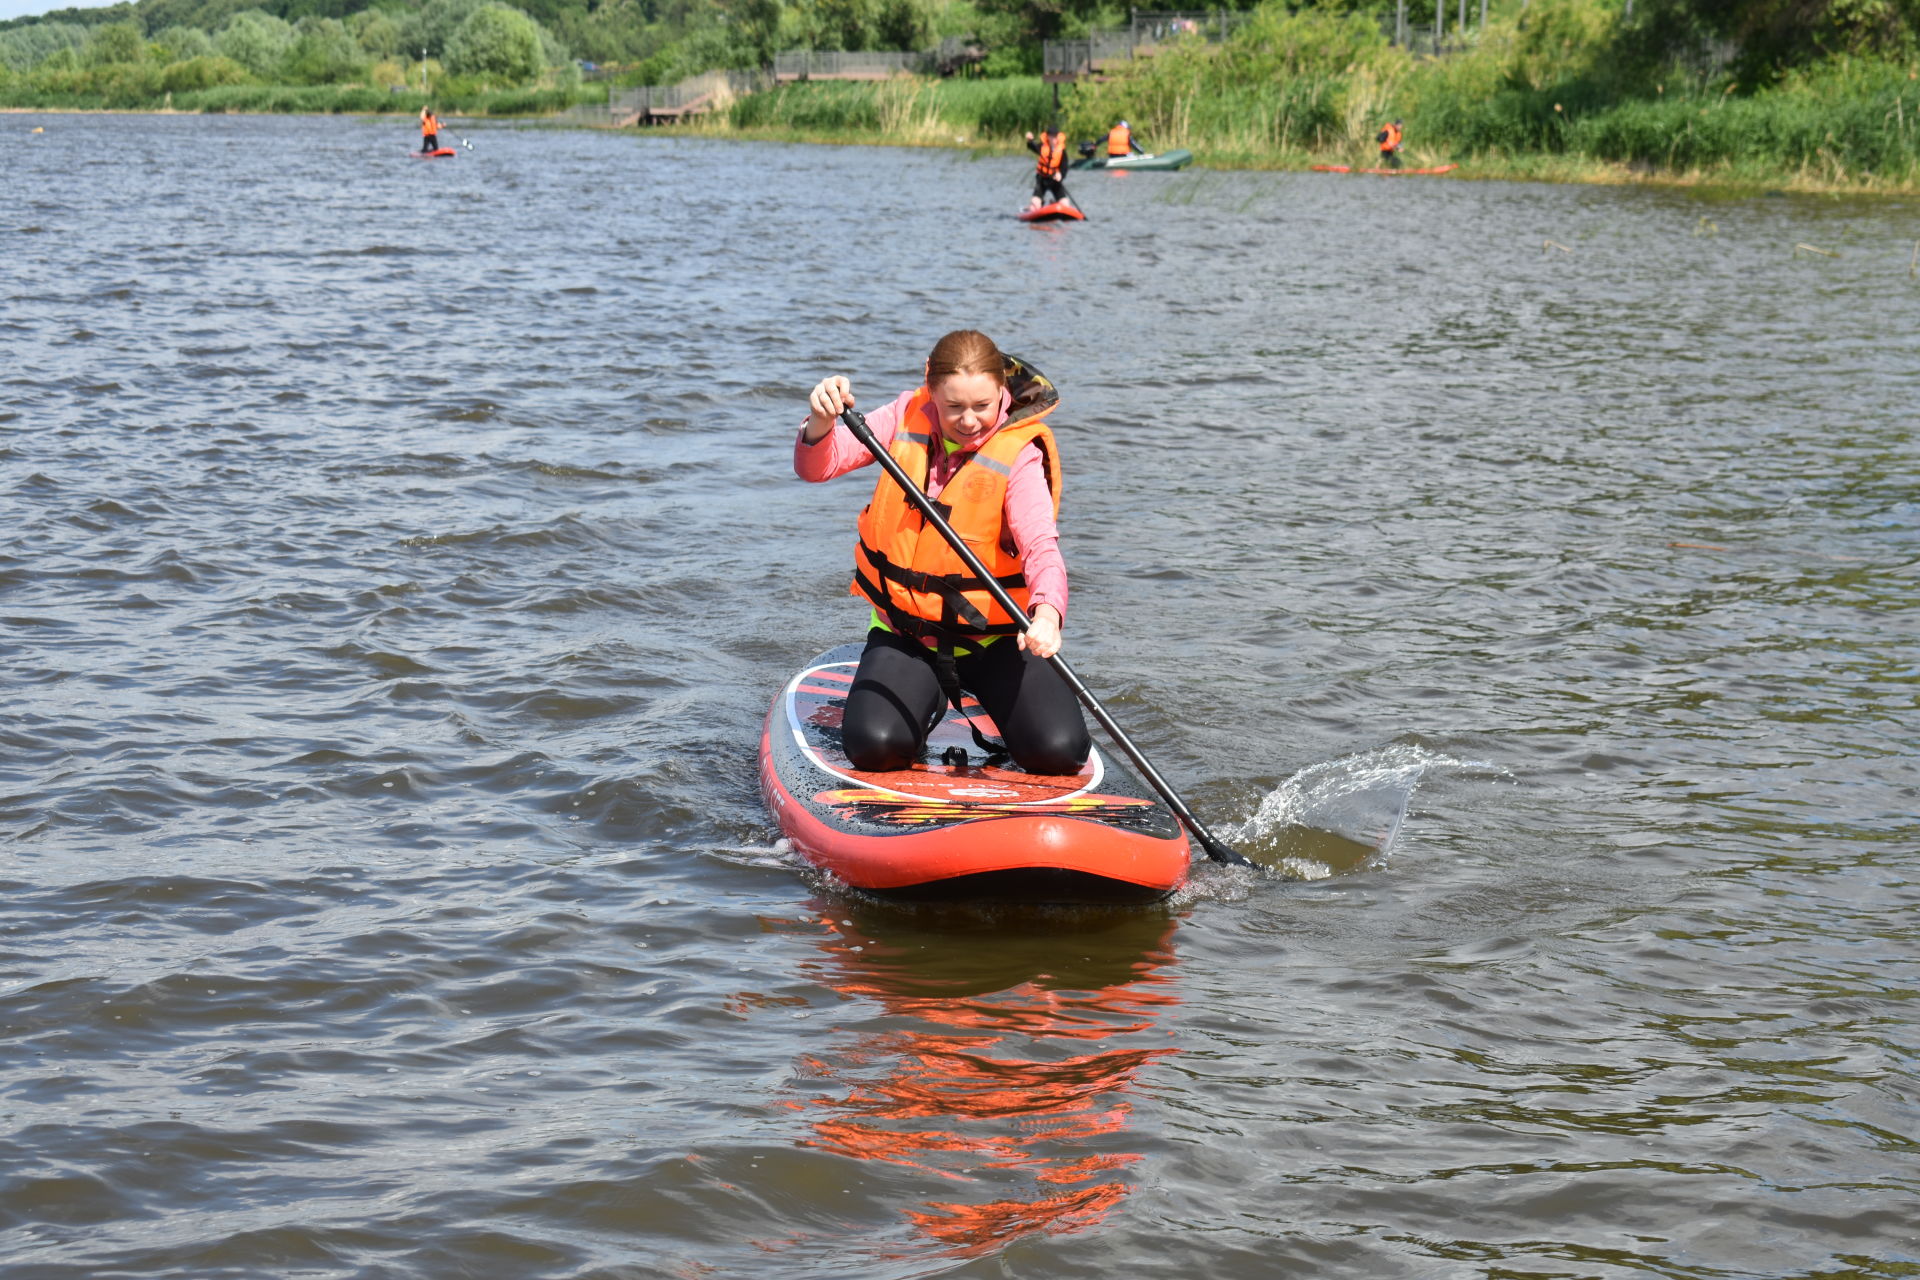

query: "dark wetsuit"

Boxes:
[842, 627, 1090, 776]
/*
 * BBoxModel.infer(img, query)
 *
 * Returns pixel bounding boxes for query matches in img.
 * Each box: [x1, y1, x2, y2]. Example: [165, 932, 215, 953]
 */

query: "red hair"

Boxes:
[925, 330, 1006, 388]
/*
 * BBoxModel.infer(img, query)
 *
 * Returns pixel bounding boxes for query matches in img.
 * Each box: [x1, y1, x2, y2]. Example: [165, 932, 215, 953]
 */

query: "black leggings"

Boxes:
[422, 133, 439, 152]
[1033, 172, 1068, 203]
[842, 628, 1091, 776]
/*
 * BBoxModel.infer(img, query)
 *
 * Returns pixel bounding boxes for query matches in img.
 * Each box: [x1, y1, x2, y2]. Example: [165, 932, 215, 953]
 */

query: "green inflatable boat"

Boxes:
[1071, 146, 1194, 172]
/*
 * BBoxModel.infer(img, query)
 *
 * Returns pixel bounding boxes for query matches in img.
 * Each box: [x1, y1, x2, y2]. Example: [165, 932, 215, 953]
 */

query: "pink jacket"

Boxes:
[795, 385, 1069, 620]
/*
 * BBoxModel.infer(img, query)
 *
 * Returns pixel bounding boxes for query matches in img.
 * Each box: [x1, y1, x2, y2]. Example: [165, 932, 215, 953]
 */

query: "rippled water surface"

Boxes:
[4, 112, 1918, 1278]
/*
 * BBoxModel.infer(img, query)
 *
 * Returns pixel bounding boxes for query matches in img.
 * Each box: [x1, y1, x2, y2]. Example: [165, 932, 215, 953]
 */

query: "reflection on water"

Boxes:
[774, 905, 1176, 1261]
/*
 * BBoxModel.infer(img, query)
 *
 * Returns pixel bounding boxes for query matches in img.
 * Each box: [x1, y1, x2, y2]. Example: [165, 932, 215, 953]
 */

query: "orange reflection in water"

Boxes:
[782, 906, 1180, 1259]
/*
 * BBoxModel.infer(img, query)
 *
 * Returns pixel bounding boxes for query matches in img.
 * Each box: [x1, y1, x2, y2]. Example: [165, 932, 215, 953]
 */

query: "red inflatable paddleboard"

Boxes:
[1018, 202, 1086, 223]
[760, 645, 1191, 904]
[410, 147, 457, 159]
[1311, 163, 1457, 176]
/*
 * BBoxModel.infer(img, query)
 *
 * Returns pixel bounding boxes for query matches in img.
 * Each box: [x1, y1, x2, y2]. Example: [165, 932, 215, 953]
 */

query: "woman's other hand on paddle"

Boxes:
[1020, 604, 1062, 659]
[804, 376, 854, 442]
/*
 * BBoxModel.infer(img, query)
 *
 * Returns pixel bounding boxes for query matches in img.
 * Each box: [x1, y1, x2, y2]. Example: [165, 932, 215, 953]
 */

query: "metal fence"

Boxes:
[1042, 31, 1142, 79]
[1043, 10, 1251, 81]
[1386, 21, 1468, 57]
[771, 49, 933, 80]
[1127, 9, 1252, 43]
[562, 67, 769, 126]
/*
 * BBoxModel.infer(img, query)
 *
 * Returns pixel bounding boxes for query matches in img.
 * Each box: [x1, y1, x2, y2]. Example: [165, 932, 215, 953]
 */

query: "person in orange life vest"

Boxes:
[794, 329, 1091, 776]
[419, 106, 444, 153]
[1107, 119, 1143, 158]
[1376, 118, 1404, 169]
[1024, 124, 1075, 210]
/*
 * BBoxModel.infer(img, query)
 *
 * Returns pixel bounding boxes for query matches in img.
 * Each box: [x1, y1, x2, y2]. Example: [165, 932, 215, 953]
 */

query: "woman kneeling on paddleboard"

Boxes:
[795, 329, 1090, 776]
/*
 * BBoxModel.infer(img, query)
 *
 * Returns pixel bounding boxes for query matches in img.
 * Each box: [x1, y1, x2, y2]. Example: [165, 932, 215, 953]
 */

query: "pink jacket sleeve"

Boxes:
[1005, 444, 1069, 620]
[793, 389, 911, 481]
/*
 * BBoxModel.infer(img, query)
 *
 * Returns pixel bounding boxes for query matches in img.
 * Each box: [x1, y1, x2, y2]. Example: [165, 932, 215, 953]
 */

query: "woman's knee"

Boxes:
[842, 712, 921, 772]
[1011, 720, 1090, 776]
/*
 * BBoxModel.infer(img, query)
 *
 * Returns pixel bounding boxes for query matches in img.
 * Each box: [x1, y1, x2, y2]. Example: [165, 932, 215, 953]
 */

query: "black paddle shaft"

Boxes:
[837, 407, 1252, 868]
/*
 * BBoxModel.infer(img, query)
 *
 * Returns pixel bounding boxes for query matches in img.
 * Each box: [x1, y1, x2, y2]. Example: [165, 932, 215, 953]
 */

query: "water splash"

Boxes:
[1229, 743, 1499, 878]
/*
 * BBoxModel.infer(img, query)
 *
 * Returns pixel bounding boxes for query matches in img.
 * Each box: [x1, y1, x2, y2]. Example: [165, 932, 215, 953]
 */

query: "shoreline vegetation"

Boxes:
[7, 1, 1920, 196]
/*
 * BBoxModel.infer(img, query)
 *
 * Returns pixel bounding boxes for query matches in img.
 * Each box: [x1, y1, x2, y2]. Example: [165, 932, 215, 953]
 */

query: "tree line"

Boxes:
[4, 0, 1916, 104]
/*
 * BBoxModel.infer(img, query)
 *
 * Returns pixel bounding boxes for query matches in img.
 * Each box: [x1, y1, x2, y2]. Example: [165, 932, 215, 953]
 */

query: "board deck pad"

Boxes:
[790, 660, 1174, 835]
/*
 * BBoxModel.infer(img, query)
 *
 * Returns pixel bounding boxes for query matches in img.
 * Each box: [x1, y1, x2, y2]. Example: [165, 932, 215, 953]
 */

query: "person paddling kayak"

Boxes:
[1024, 124, 1076, 211]
[794, 330, 1090, 776]
[419, 105, 445, 154]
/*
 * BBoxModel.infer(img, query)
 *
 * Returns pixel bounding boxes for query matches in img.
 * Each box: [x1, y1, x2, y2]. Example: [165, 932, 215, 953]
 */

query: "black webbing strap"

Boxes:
[850, 561, 1011, 763]
[855, 547, 1028, 638]
[928, 649, 1009, 763]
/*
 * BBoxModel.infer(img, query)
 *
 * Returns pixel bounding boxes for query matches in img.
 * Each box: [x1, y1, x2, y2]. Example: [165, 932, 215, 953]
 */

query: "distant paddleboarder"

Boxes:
[1376, 118, 1404, 169]
[1024, 123, 1076, 212]
[418, 105, 444, 154]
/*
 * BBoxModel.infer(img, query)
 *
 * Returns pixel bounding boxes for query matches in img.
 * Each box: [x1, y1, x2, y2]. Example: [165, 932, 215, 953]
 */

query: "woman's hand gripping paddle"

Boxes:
[839, 406, 1254, 868]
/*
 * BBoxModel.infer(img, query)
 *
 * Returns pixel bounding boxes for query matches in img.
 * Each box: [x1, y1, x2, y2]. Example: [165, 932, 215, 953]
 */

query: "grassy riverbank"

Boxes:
[10, 0, 1919, 193]
[681, 3, 1920, 195]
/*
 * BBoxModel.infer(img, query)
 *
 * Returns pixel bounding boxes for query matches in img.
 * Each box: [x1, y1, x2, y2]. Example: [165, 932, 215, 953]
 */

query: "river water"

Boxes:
[3, 111, 1917, 1278]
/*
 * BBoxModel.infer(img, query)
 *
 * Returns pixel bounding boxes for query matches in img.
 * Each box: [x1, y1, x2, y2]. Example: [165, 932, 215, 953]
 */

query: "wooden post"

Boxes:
[1458, 0, 1465, 39]
[1436, 0, 1444, 46]
[1480, 0, 1487, 28]
[1397, 0, 1406, 45]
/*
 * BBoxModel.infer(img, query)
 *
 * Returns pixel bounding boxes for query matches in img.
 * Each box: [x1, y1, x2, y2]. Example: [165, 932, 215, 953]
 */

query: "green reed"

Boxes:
[723, 76, 1050, 140]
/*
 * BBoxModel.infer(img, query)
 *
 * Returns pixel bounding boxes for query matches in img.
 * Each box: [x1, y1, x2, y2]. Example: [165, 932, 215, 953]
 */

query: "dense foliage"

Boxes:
[0, 0, 578, 106]
[1048, 0, 1920, 185]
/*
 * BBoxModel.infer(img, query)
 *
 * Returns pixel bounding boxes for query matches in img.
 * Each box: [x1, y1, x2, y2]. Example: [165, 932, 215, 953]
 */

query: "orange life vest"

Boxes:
[1035, 132, 1066, 177]
[852, 387, 1062, 648]
[421, 113, 438, 137]
[1380, 122, 1403, 152]
[1107, 124, 1131, 157]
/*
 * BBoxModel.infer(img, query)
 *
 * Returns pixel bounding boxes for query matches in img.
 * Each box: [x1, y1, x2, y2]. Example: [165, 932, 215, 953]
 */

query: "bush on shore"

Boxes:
[0, 0, 578, 112]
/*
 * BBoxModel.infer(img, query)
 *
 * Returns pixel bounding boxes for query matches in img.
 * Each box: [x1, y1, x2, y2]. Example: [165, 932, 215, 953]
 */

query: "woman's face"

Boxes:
[929, 371, 1004, 448]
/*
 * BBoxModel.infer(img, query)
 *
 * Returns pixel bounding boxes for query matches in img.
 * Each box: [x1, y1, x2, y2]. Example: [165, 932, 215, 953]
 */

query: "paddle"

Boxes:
[838, 406, 1254, 869]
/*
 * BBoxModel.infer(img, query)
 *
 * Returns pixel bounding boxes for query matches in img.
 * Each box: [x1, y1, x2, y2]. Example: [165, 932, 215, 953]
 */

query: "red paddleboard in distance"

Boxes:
[1311, 163, 1457, 176]
[1019, 202, 1086, 222]
[410, 147, 457, 159]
